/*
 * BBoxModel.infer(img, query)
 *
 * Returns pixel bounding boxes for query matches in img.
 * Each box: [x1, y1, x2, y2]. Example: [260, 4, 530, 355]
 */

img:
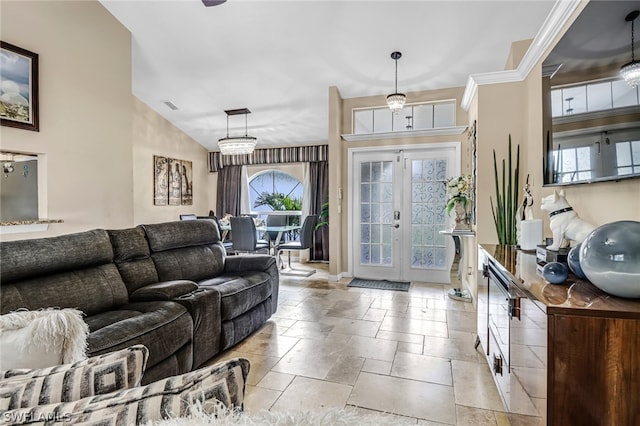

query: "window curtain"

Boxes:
[216, 165, 242, 217]
[209, 145, 328, 172]
[302, 163, 311, 219]
[307, 161, 329, 261]
[240, 165, 251, 214]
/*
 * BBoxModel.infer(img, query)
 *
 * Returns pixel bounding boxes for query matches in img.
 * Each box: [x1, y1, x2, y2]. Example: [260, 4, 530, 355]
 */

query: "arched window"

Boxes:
[249, 170, 303, 212]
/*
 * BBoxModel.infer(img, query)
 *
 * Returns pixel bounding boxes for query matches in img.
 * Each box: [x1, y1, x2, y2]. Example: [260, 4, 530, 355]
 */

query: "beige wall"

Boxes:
[132, 97, 214, 224]
[0, 0, 133, 241]
[330, 86, 469, 277]
[475, 12, 640, 248]
[476, 81, 529, 244]
[1, 1, 215, 241]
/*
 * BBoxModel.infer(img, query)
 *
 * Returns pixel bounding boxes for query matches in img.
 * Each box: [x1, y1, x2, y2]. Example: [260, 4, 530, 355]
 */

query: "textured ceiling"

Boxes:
[100, 0, 556, 151]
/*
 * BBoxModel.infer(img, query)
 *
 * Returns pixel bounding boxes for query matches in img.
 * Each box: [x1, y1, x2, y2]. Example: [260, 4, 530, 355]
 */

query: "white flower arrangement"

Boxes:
[445, 175, 473, 214]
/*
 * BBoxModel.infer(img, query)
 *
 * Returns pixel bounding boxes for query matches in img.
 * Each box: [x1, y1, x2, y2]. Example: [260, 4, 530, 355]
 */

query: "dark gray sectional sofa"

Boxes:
[0, 220, 278, 384]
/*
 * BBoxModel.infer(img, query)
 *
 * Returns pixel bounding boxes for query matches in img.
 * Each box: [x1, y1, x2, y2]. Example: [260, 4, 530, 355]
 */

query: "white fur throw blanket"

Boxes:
[148, 404, 416, 426]
[0, 308, 88, 369]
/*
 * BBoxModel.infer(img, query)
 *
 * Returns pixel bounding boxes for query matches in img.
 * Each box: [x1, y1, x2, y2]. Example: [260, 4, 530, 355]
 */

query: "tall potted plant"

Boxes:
[491, 135, 520, 245]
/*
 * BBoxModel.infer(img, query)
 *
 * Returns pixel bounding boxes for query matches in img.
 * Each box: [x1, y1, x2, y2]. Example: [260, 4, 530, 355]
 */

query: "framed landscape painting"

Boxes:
[0, 41, 39, 131]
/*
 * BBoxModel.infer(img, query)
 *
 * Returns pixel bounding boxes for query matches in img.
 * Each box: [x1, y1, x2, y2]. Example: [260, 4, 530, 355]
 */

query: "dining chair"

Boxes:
[264, 214, 287, 251]
[276, 215, 318, 276]
[230, 216, 270, 254]
[199, 214, 234, 255]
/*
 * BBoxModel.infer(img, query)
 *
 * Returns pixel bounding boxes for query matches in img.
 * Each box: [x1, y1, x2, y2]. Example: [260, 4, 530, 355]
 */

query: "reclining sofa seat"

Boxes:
[107, 225, 221, 371]
[140, 220, 279, 352]
[0, 230, 193, 384]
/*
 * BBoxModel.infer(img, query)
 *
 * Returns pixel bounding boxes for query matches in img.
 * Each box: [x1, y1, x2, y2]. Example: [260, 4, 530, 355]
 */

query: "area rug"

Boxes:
[347, 278, 410, 292]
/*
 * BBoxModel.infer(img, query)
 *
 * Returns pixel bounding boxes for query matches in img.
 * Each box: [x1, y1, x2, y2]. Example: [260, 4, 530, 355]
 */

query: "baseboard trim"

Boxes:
[328, 272, 352, 282]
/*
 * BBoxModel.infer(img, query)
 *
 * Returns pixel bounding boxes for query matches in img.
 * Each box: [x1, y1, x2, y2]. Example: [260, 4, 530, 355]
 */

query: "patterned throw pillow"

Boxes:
[1, 357, 249, 425]
[0, 345, 148, 410]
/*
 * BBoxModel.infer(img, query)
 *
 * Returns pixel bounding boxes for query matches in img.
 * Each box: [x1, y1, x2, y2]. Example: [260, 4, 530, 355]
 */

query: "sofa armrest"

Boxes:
[223, 255, 276, 274]
[130, 280, 198, 302]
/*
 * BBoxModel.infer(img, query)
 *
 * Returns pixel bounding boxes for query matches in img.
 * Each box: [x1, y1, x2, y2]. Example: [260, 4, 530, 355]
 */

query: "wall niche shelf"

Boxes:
[0, 219, 64, 235]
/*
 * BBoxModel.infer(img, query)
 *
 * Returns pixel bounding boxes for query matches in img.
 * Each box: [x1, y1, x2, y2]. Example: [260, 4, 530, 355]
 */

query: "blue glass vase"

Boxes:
[567, 243, 587, 280]
[542, 262, 568, 285]
[580, 220, 640, 298]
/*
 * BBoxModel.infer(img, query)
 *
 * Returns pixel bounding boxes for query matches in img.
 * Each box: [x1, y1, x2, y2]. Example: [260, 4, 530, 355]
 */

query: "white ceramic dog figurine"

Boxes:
[540, 189, 596, 251]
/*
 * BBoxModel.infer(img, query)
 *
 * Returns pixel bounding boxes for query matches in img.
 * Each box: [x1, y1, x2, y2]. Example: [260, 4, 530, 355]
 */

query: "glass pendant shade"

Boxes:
[621, 60, 640, 87]
[387, 93, 406, 113]
[218, 108, 257, 155]
[621, 10, 640, 87]
[387, 51, 405, 114]
[218, 136, 257, 155]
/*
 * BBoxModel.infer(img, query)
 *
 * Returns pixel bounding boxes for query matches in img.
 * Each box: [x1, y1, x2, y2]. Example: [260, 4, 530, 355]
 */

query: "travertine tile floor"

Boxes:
[210, 263, 542, 425]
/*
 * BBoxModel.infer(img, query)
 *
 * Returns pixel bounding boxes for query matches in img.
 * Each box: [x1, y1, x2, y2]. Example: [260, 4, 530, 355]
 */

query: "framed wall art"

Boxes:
[0, 41, 39, 131]
[153, 155, 168, 206]
[153, 155, 193, 206]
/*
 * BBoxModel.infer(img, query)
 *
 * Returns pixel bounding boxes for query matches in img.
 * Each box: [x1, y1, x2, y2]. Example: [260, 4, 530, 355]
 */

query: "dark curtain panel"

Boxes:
[308, 161, 329, 261]
[216, 165, 242, 217]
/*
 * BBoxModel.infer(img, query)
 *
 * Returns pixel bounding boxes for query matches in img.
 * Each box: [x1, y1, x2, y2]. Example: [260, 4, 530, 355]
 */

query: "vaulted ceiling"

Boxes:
[100, 0, 556, 151]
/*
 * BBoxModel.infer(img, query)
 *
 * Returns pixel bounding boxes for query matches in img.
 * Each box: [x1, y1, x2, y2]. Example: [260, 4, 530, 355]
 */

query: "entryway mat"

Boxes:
[348, 278, 410, 292]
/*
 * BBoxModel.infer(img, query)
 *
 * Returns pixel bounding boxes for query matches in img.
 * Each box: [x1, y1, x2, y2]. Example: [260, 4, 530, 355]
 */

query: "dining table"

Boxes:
[219, 224, 301, 248]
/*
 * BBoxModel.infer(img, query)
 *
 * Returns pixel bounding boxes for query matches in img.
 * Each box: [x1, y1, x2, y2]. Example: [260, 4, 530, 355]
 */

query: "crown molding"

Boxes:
[461, 0, 583, 111]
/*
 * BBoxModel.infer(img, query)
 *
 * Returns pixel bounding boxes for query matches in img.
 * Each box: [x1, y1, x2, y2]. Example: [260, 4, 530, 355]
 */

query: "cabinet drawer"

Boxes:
[488, 329, 540, 417]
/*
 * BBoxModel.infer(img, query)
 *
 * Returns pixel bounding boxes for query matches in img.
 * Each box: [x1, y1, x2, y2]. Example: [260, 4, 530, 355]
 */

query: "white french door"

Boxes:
[351, 145, 457, 283]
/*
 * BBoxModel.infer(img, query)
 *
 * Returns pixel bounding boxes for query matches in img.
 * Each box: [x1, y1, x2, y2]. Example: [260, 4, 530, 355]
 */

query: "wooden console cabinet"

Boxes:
[478, 245, 640, 426]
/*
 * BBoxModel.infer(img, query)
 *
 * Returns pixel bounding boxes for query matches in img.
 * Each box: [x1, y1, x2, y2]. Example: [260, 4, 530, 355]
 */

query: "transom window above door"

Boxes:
[353, 100, 456, 135]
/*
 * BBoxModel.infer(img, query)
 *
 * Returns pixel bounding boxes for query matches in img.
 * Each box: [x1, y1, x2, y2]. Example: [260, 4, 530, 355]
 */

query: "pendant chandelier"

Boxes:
[387, 51, 406, 114]
[218, 108, 257, 156]
[621, 10, 640, 87]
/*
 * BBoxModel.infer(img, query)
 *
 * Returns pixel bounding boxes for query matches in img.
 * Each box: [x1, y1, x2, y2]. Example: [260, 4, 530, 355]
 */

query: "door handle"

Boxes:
[394, 224, 400, 228]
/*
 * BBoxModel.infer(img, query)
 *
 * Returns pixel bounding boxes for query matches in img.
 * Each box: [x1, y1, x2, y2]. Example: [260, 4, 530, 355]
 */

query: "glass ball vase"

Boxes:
[580, 220, 640, 298]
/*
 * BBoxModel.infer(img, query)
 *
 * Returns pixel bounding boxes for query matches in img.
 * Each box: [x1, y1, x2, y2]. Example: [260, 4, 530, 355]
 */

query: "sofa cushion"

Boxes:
[142, 221, 227, 282]
[0, 345, 148, 410]
[0, 229, 113, 282]
[199, 272, 272, 321]
[221, 299, 272, 350]
[0, 358, 249, 425]
[0, 308, 88, 370]
[0, 264, 128, 316]
[151, 246, 226, 282]
[85, 301, 192, 371]
[143, 220, 220, 252]
[108, 227, 159, 293]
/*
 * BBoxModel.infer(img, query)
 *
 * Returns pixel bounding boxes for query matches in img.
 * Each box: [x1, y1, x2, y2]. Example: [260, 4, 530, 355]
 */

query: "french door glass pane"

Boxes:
[410, 159, 447, 269]
[360, 160, 393, 266]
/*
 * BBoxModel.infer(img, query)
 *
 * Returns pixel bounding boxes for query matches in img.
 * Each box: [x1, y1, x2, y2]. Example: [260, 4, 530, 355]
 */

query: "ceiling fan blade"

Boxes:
[201, 0, 226, 6]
